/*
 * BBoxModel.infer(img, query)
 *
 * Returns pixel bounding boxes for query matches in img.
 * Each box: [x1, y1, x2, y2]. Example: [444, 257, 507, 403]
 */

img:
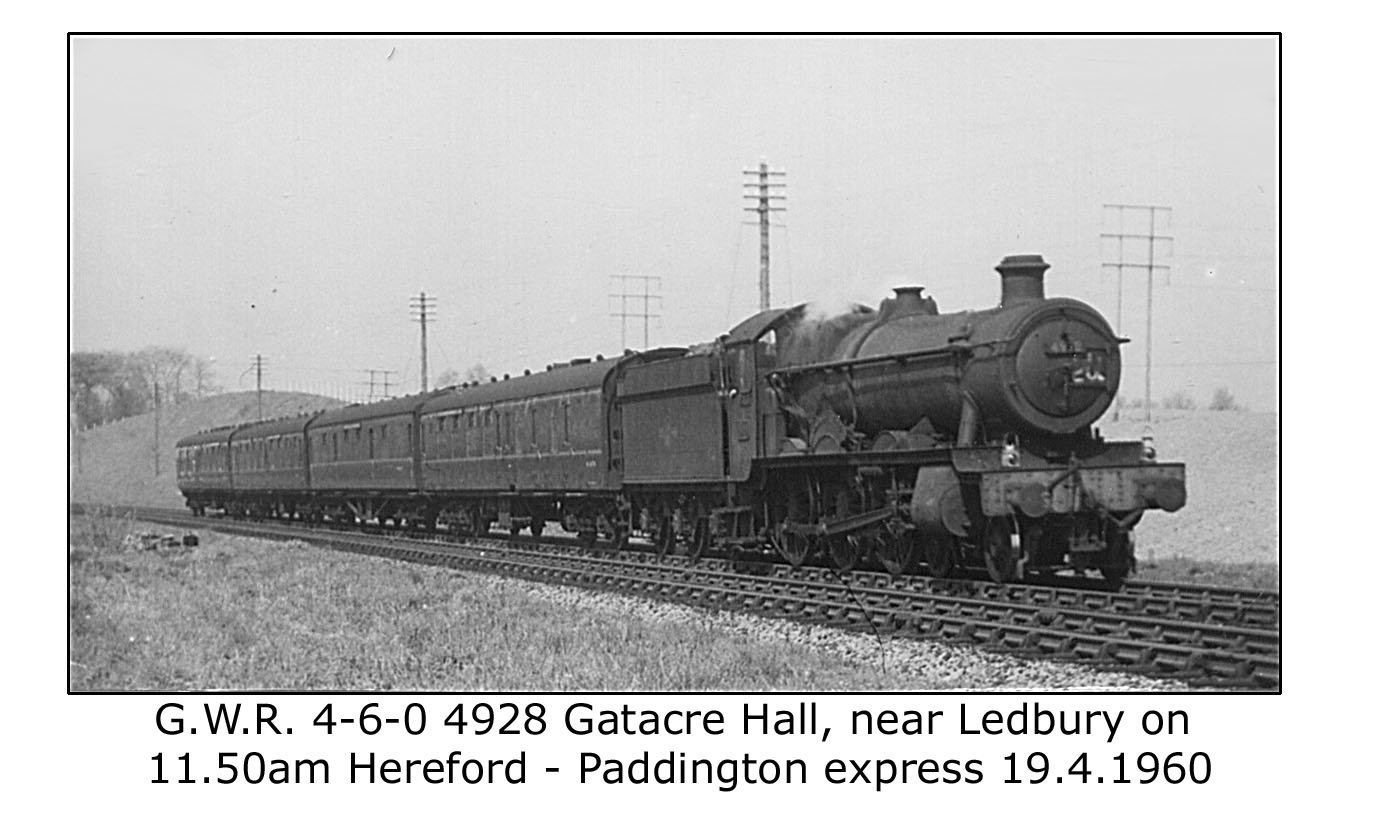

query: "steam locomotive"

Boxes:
[177, 254, 1185, 587]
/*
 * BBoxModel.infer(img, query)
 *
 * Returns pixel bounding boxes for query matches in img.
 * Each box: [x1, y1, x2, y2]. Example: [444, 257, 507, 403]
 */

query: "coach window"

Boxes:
[368, 427, 375, 459]
[562, 400, 570, 445]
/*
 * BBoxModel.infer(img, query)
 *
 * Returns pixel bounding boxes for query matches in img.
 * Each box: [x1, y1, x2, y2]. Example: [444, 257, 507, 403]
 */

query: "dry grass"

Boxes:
[1135, 555, 1278, 591]
[69, 513, 946, 692]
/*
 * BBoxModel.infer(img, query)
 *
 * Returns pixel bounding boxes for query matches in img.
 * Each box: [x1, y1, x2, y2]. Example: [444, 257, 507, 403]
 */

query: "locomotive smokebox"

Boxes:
[996, 254, 1049, 307]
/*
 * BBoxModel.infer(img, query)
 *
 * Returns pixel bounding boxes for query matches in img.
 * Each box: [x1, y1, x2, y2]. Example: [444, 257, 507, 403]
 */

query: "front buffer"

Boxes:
[910, 442, 1186, 587]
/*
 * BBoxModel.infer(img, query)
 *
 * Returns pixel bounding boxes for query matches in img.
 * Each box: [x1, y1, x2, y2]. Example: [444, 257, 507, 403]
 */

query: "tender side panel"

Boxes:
[616, 354, 725, 484]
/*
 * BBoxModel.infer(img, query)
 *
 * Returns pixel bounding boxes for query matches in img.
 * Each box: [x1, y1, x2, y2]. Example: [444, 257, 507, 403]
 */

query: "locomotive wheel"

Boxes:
[655, 517, 675, 557]
[875, 524, 921, 576]
[981, 516, 1019, 584]
[923, 535, 956, 579]
[829, 534, 864, 574]
[774, 526, 813, 568]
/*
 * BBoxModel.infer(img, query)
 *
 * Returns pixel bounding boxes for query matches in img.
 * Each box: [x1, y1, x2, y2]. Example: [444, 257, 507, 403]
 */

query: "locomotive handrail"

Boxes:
[767, 343, 973, 379]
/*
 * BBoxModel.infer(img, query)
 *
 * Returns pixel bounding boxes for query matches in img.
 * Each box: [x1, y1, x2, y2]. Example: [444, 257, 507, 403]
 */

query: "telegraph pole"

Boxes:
[742, 160, 787, 311]
[609, 274, 662, 350]
[362, 369, 396, 401]
[1101, 204, 1173, 422]
[153, 378, 160, 476]
[410, 292, 437, 393]
[249, 354, 267, 420]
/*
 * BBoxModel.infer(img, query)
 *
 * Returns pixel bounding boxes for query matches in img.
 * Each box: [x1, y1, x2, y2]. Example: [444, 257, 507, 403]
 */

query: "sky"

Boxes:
[69, 36, 1277, 409]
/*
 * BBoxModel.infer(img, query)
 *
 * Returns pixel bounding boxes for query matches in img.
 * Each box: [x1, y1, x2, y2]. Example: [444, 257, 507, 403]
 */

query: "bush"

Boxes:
[1161, 391, 1196, 410]
[1209, 387, 1240, 411]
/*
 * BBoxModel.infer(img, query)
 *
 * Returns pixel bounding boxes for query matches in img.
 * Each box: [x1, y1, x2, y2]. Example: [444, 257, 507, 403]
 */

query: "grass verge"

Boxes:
[1134, 556, 1278, 591]
[69, 513, 950, 691]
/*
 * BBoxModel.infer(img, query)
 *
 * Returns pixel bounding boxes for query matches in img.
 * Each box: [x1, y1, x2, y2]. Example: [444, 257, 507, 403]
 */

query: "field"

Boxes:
[1106, 408, 1278, 567]
[70, 510, 920, 690]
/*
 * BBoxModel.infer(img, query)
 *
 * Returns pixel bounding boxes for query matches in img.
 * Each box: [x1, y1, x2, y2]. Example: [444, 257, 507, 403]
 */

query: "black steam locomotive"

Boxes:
[177, 255, 1184, 587]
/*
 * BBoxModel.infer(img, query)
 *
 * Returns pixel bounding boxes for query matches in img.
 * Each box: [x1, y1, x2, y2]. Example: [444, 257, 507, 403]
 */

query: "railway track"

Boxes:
[74, 504, 1280, 689]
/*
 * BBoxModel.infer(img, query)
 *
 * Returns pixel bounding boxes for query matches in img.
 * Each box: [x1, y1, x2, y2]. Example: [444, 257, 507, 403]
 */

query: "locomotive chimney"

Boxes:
[996, 254, 1049, 307]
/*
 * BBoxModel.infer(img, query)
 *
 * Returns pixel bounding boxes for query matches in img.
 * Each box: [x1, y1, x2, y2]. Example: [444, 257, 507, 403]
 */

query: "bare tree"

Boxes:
[133, 346, 192, 406]
[192, 356, 222, 399]
[131, 346, 194, 476]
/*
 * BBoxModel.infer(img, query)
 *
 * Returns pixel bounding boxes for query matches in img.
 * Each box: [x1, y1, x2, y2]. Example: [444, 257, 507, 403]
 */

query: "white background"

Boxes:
[27, 3, 1379, 811]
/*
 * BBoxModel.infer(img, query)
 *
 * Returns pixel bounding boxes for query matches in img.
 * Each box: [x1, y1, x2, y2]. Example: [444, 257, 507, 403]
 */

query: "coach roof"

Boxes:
[230, 413, 321, 441]
[176, 426, 238, 448]
[421, 356, 623, 416]
[306, 391, 437, 430]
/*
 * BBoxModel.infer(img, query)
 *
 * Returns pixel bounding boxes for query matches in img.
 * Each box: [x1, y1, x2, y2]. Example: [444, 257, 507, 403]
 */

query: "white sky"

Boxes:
[70, 36, 1276, 407]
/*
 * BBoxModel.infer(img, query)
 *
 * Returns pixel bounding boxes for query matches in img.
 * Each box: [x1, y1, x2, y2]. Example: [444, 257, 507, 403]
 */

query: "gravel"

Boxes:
[469, 570, 1191, 691]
